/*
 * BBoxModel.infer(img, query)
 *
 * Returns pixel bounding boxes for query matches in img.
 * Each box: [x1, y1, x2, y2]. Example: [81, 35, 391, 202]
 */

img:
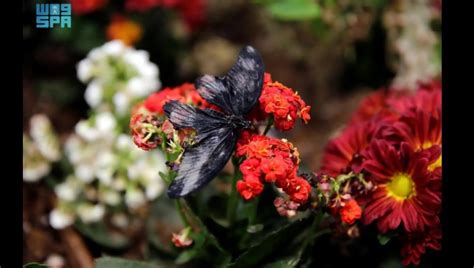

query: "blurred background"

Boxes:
[23, 0, 441, 267]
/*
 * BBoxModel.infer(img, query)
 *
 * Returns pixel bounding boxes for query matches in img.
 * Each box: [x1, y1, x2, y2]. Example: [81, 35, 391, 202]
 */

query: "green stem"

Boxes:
[161, 134, 170, 162]
[297, 211, 328, 260]
[226, 159, 242, 225]
[263, 117, 274, 135]
[175, 199, 190, 227]
[248, 196, 260, 225]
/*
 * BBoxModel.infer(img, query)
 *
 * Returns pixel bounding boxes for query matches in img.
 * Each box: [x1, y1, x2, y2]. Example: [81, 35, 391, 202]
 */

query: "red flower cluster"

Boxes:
[70, 0, 108, 15]
[235, 132, 311, 204]
[130, 83, 206, 151]
[254, 73, 311, 131]
[320, 80, 442, 265]
[143, 83, 213, 114]
[124, 0, 206, 31]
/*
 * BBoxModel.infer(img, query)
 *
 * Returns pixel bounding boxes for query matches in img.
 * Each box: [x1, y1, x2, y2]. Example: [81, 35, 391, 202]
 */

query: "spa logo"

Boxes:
[36, 3, 72, 28]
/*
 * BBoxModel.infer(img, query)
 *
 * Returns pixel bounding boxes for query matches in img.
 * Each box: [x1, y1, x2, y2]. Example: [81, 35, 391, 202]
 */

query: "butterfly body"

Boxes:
[164, 46, 264, 198]
[226, 114, 252, 130]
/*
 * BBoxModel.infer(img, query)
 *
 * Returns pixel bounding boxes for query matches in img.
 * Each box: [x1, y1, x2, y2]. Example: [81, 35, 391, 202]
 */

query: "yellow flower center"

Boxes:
[421, 142, 432, 149]
[387, 173, 415, 201]
[428, 155, 442, 172]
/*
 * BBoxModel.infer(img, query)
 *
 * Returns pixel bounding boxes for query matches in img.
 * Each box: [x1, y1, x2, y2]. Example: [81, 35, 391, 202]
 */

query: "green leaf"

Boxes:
[177, 199, 232, 266]
[377, 233, 395, 245]
[229, 217, 310, 268]
[267, 0, 321, 21]
[95, 257, 161, 268]
[74, 220, 131, 249]
[263, 256, 301, 268]
[23, 263, 51, 268]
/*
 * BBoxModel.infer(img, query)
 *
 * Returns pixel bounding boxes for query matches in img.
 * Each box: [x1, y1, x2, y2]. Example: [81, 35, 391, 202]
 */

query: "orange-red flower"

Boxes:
[361, 140, 441, 233]
[260, 155, 290, 183]
[339, 199, 362, 225]
[106, 15, 143, 46]
[236, 175, 264, 200]
[283, 177, 312, 204]
[236, 134, 306, 202]
[258, 75, 311, 131]
[239, 158, 261, 178]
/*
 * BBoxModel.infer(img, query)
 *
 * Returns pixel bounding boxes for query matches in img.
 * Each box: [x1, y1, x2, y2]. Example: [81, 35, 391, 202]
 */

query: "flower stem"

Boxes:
[175, 198, 190, 227]
[161, 134, 170, 162]
[263, 117, 274, 135]
[297, 211, 329, 260]
[248, 196, 260, 225]
[226, 158, 241, 225]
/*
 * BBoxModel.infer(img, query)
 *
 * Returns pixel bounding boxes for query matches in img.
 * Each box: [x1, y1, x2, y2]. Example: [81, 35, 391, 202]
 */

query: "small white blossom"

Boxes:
[54, 176, 82, 202]
[88, 47, 104, 61]
[23, 160, 51, 182]
[75, 164, 95, 183]
[116, 134, 134, 150]
[146, 180, 165, 200]
[84, 81, 103, 108]
[49, 209, 75, 229]
[23, 134, 52, 182]
[111, 176, 127, 191]
[77, 59, 93, 83]
[45, 254, 65, 268]
[75, 120, 100, 141]
[95, 112, 117, 134]
[102, 40, 126, 57]
[77, 203, 105, 223]
[30, 114, 61, 162]
[113, 92, 130, 115]
[99, 188, 121, 206]
[125, 187, 146, 209]
[95, 151, 117, 185]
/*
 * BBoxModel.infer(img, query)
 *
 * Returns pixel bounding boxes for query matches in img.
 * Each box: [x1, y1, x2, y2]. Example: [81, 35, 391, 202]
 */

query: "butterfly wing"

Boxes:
[164, 101, 237, 198]
[164, 100, 228, 138]
[167, 126, 237, 198]
[196, 45, 265, 116]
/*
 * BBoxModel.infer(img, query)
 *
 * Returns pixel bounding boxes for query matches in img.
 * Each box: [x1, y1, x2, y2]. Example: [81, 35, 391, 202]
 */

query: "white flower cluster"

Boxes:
[23, 114, 61, 182]
[50, 126, 167, 229]
[47, 41, 167, 229]
[383, 0, 440, 90]
[77, 40, 161, 115]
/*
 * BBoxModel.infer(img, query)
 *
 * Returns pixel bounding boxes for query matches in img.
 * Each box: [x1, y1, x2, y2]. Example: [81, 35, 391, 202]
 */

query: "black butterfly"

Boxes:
[163, 46, 265, 198]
